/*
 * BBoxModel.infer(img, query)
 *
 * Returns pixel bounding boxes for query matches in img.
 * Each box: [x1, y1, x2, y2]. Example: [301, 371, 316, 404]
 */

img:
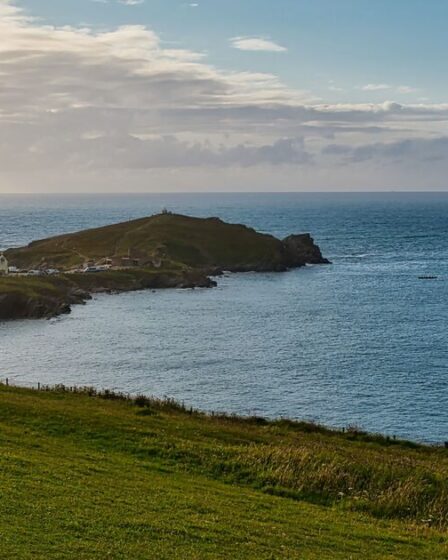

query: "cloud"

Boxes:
[361, 84, 418, 95]
[0, 0, 447, 192]
[0, 134, 311, 171]
[361, 84, 392, 91]
[324, 136, 448, 164]
[230, 36, 287, 53]
[91, 0, 145, 4]
[396, 85, 418, 94]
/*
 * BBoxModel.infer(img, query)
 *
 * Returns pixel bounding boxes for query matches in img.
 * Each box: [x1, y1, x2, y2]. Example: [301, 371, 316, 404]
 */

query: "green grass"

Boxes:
[0, 385, 447, 558]
[0, 275, 67, 297]
[0, 266, 190, 298]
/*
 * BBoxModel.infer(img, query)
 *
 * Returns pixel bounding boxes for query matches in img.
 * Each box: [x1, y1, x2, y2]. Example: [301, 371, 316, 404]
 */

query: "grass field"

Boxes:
[0, 384, 447, 559]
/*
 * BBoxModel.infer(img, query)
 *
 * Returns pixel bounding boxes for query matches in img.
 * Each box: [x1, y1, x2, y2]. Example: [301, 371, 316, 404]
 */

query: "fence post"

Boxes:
[5, 378, 8, 386]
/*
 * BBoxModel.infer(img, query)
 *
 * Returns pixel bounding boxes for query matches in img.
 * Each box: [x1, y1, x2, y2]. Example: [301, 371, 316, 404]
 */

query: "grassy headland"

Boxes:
[5, 212, 328, 272]
[0, 384, 447, 559]
[1, 213, 329, 319]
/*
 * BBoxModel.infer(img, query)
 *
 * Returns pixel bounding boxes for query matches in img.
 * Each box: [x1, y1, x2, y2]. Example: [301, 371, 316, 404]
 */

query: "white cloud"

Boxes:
[0, 0, 447, 192]
[230, 36, 287, 53]
[396, 85, 418, 94]
[118, 0, 144, 5]
[361, 84, 418, 95]
[361, 84, 392, 91]
[93, 0, 145, 4]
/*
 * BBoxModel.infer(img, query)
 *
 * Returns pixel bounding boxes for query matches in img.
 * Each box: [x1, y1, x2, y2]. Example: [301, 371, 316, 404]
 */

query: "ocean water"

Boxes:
[0, 192, 447, 442]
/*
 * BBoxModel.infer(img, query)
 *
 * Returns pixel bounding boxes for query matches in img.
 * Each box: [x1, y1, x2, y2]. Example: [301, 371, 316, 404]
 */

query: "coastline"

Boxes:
[0, 267, 215, 320]
[0, 213, 330, 320]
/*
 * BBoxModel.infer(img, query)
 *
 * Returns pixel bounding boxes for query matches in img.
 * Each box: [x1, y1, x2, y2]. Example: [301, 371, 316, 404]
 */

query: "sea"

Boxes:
[0, 192, 447, 443]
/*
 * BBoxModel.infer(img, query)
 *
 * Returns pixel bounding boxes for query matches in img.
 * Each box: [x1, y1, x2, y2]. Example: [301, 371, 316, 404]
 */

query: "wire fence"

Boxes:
[0, 377, 132, 397]
[2, 376, 447, 447]
[1, 377, 41, 390]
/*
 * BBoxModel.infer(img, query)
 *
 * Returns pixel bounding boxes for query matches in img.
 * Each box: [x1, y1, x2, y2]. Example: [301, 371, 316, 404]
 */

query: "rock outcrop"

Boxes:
[282, 234, 331, 267]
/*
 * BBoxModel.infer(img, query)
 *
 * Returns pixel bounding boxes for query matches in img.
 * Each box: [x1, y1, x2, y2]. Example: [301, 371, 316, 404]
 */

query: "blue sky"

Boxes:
[21, 0, 448, 103]
[1, 0, 448, 192]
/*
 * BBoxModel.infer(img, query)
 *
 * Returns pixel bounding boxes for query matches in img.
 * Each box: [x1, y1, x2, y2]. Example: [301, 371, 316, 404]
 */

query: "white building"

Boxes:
[0, 253, 8, 275]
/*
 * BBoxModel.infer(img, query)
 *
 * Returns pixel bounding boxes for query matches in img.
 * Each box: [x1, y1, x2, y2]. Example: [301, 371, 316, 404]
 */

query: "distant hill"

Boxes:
[6, 212, 329, 272]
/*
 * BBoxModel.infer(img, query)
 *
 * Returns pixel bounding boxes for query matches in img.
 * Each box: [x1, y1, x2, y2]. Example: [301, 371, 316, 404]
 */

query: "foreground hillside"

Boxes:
[0, 385, 447, 559]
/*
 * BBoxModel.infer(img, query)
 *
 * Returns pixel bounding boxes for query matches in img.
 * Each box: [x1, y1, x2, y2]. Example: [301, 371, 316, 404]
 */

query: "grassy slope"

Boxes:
[0, 386, 447, 559]
[6, 213, 285, 271]
[0, 274, 77, 297]
[0, 266, 193, 298]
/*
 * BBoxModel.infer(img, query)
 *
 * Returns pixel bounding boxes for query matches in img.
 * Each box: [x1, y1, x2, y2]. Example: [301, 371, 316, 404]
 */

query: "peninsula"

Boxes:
[0, 212, 329, 320]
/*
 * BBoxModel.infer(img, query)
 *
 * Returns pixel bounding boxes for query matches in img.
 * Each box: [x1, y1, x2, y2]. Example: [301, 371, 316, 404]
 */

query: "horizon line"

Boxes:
[1, 190, 448, 196]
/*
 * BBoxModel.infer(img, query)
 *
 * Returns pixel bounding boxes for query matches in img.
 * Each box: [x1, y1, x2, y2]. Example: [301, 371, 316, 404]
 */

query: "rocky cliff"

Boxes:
[282, 233, 330, 267]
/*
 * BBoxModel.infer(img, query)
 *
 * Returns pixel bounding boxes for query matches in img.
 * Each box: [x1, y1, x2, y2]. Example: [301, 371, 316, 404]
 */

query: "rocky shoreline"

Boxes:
[0, 269, 215, 321]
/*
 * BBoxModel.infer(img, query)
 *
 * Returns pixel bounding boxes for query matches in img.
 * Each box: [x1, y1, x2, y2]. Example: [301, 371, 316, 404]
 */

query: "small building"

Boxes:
[121, 256, 140, 267]
[110, 256, 140, 268]
[0, 253, 8, 275]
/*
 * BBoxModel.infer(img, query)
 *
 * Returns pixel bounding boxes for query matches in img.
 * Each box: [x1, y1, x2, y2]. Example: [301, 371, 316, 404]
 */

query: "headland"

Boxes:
[0, 212, 329, 320]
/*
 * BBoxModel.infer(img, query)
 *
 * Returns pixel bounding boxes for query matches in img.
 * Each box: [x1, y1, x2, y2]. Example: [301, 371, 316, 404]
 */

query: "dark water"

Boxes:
[1, 193, 447, 442]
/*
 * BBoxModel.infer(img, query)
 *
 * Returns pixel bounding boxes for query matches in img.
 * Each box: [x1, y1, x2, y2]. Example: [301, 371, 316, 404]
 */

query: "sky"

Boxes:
[1, 0, 448, 193]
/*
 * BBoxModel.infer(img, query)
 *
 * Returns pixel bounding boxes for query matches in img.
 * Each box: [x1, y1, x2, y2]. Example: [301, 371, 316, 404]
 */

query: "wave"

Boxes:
[332, 253, 378, 259]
